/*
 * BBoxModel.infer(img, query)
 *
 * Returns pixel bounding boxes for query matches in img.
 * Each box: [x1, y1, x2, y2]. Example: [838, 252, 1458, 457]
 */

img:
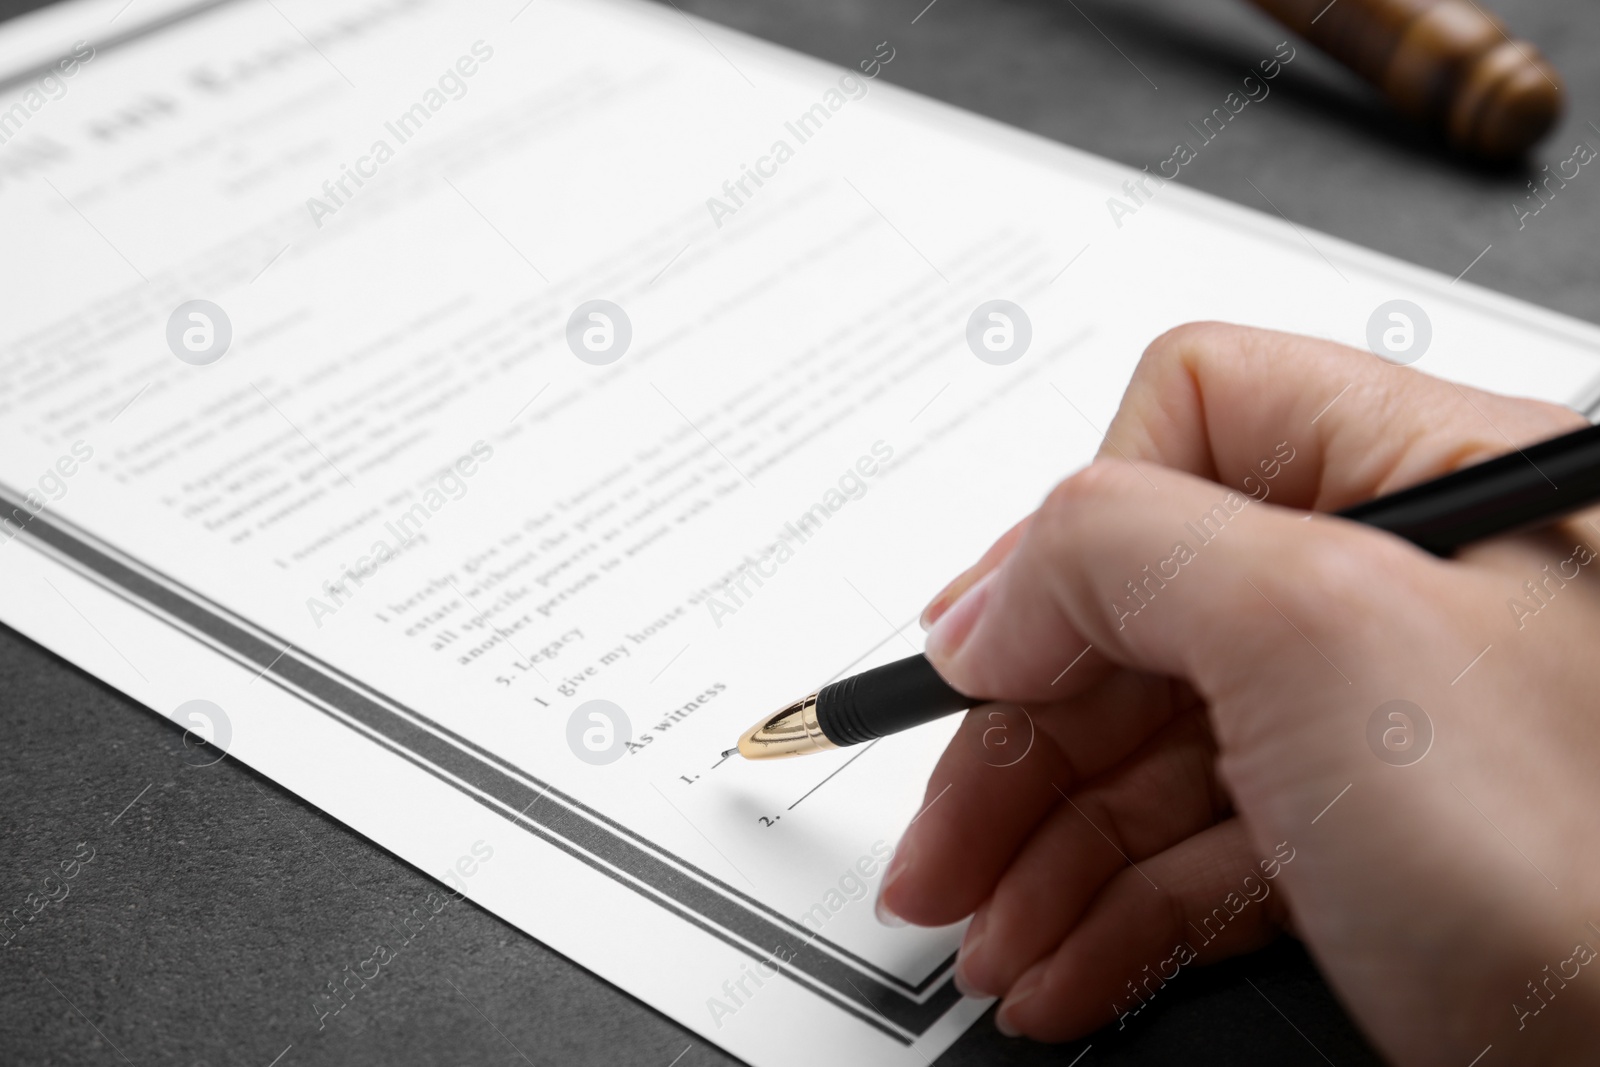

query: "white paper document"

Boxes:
[2, 1, 1598, 1063]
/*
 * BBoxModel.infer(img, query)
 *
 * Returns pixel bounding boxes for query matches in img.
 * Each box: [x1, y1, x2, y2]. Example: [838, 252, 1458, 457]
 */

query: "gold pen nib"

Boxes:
[729, 693, 839, 760]
[719, 747, 740, 760]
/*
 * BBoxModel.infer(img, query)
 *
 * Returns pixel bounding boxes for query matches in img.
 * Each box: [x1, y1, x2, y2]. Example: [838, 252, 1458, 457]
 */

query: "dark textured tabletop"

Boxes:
[3, 1, 1597, 1065]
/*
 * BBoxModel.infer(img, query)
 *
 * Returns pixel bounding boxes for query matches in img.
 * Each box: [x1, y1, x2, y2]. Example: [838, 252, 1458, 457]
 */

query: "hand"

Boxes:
[879, 322, 1600, 1065]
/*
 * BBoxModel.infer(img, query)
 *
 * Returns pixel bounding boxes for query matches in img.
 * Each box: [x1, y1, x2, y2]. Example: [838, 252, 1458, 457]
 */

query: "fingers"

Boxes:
[925, 457, 1419, 705]
[920, 515, 1032, 630]
[993, 818, 1290, 1042]
[917, 323, 1585, 699]
[918, 324, 1585, 700]
[879, 668, 1193, 927]
[954, 711, 1226, 999]
[1103, 322, 1585, 512]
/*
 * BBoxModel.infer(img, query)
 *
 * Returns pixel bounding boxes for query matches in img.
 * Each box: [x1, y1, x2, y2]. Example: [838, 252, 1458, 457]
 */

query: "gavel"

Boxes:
[1246, 0, 1564, 160]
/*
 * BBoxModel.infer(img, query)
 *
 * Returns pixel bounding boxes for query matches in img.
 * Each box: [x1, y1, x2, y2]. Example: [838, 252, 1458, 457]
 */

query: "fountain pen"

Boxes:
[724, 420, 1600, 761]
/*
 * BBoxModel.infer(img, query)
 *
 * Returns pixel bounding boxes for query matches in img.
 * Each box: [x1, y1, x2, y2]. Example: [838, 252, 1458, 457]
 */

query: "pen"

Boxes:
[725, 420, 1600, 761]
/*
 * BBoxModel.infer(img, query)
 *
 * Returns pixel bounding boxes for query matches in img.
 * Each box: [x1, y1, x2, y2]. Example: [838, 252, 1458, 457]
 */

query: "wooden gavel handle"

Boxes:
[1246, 0, 1564, 159]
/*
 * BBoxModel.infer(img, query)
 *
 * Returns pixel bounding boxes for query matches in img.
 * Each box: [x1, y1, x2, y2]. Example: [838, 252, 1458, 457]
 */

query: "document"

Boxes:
[1, 0, 1597, 1063]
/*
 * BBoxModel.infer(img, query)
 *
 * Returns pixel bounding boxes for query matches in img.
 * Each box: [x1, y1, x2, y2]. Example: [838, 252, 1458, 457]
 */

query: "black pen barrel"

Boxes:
[1336, 422, 1600, 555]
[815, 654, 973, 746]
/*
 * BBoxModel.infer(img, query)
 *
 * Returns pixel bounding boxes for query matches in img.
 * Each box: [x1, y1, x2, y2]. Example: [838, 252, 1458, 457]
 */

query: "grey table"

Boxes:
[3, 1, 1595, 1065]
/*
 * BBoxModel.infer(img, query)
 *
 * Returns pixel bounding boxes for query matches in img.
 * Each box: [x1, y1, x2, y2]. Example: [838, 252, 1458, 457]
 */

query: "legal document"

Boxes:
[2, 0, 1598, 1063]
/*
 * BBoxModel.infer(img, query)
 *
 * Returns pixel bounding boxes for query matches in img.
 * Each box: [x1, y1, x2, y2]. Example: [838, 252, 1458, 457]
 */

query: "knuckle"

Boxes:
[1142, 320, 1234, 366]
[1034, 463, 1145, 552]
[1044, 461, 1138, 513]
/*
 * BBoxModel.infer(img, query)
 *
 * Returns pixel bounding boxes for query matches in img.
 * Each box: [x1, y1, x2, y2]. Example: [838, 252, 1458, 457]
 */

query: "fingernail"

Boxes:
[919, 575, 966, 630]
[925, 569, 996, 662]
[874, 840, 911, 927]
[995, 968, 1041, 1038]
[954, 909, 990, 997]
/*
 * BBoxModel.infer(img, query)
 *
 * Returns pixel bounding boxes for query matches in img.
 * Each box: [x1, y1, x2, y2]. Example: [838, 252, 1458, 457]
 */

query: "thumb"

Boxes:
[923, 458, 1411, 706]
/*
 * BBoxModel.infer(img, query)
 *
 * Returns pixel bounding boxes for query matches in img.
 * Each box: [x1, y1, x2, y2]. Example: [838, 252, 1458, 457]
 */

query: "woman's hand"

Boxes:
[879, 322, 1600, 1066]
